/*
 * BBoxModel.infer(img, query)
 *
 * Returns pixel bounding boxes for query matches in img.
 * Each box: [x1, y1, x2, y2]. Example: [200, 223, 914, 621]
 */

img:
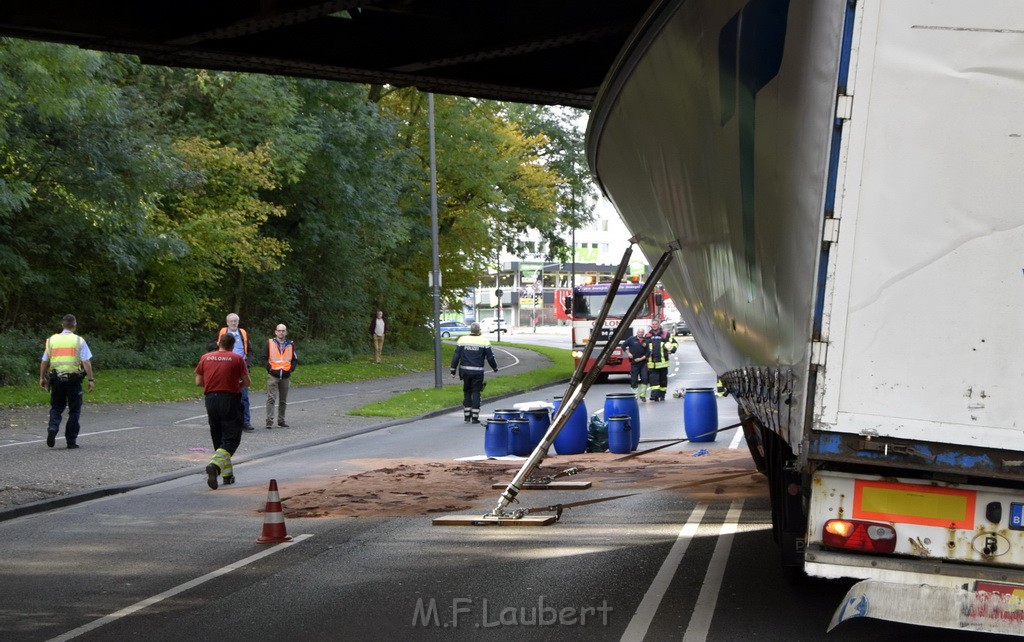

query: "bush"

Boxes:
[0, 353, 36, 386]
[0, 330, 43, 386]
[403, 325, 434, 351]
[86, 334, 213, 370]
[298, 338, 354, 365]
[0, 329, 216, 386]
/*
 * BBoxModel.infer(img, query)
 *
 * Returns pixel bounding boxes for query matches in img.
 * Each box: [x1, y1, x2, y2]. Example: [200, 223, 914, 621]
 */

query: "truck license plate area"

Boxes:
[1010, 503, 1024, 531]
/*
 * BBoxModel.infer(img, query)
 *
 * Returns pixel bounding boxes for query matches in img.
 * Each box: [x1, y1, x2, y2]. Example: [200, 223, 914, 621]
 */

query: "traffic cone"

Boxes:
[257, 479, 292, 544]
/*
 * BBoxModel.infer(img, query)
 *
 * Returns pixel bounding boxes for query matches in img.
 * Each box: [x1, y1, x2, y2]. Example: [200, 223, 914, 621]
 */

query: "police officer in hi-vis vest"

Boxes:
[450, 323, 498, 424]
[39, 314, 95, 449]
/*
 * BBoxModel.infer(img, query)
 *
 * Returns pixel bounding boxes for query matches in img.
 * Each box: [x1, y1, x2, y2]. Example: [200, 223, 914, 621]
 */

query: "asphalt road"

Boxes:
[0, 339, 1004, 641]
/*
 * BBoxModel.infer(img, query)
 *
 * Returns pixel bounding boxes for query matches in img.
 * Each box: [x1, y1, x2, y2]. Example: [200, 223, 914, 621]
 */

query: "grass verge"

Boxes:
[350, 342, 574, 418]
[0, 342, 573, 419]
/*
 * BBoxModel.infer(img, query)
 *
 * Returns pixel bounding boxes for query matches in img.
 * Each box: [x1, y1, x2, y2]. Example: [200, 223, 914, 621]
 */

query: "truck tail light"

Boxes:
[822, 519, 897, 553]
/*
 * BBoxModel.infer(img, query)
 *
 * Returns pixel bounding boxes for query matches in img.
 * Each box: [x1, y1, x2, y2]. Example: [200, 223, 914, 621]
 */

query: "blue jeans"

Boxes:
[241, 387, 250, 423]
[48, 378, 84, 444]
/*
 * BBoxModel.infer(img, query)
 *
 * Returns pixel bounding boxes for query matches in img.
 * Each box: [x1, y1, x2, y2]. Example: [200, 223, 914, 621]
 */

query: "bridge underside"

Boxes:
[0, 1, 659, 109]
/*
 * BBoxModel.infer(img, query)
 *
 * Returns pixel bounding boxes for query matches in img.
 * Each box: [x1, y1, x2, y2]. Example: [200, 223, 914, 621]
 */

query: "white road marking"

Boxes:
[47, 534, 313, 642]
[683, 501, 744, 641]
[492, 346, 520, 370]
[620, 417, 745, 639]
[728, 426, 745, 450]
[620, 504, 707, 641]
[1, 426, 149, 449]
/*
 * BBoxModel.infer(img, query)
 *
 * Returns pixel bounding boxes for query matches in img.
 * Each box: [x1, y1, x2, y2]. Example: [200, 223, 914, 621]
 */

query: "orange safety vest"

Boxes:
[217, 327, 249, 356]
[267, 339, 294, 372]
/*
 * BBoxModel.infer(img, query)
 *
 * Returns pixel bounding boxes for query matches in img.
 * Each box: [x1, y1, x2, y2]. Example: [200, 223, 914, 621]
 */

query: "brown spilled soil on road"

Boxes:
[253, 449, 765, 519]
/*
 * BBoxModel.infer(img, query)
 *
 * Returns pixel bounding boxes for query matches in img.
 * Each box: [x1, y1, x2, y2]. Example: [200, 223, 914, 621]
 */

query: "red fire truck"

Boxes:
[566, 279, 666, 380]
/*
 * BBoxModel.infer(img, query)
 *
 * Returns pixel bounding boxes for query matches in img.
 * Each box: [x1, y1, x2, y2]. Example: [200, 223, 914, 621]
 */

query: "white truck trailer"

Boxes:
[587, 0, 1024, 633]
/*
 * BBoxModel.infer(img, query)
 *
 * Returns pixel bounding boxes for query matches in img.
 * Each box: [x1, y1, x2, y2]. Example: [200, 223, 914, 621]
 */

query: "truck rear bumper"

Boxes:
[806, 547, 1024, 587]
[808, 549, 1024, 634]
[829, 577, 1024, 635]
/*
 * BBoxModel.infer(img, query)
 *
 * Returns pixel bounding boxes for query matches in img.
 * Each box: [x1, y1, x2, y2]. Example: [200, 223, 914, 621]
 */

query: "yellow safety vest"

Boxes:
[267, 340, 294, 372]
[46, 333, 83, 374]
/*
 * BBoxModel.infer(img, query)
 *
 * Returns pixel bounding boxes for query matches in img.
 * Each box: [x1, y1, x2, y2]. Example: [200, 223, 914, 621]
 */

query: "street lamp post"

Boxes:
[429, 93, 442, 388]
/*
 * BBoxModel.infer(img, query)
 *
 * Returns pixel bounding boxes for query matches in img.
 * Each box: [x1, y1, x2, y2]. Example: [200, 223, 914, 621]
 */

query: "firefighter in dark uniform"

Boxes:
[450, 322, 499, 424]
[645, 319, 678, 402]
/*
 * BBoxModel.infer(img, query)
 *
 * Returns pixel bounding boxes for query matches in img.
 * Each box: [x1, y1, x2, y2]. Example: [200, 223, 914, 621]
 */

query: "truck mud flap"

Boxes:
[830, 579, 1024, 635]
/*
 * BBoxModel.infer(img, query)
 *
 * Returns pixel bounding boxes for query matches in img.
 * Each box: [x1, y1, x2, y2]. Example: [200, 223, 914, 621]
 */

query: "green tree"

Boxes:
[377, 90, 588, 313]
[502, 103, 598, 259]
[118, 137, 287, 340]
[0, 39, 170, 332]
[250, 79, 413, 344]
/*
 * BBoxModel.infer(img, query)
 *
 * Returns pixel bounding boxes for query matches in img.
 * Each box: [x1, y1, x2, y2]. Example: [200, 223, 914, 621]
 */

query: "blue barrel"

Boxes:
[605, 393, 640, 451]
[484, 417, 510, 456]
[508, 418, 532, 456]
[684, 388, 718, 443]
[524, 409, 551, 450]
[607, 415, 632, 454]
[493, 408, 522, 420]
[551, 396, 588, 455]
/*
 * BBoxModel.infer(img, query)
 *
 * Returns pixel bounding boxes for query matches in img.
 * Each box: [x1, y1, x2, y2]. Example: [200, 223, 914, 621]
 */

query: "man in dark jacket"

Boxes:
[262, 324, 298, 428]
[450, 323, 498, 424]
[620, 325, 649, 402]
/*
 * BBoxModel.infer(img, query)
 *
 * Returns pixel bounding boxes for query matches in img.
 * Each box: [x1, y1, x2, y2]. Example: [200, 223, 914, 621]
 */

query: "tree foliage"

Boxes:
[0, 39, 596, 358]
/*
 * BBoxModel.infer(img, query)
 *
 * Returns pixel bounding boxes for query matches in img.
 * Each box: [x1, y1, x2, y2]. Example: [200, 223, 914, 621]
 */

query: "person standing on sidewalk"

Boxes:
[369, 310, 386, 364]
[195, 333, 250, 489]
[450, 322, 498, 424]
[217, 313, 254, 431]
[39, 314, 95, 449]
[262, 323, 298, 429]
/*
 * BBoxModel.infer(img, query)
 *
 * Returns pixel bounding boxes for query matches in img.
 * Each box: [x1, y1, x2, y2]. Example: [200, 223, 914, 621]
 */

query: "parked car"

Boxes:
[437, 320, 471, 338]
[478, 317, 508, 335]
[672, 318, 691, 336]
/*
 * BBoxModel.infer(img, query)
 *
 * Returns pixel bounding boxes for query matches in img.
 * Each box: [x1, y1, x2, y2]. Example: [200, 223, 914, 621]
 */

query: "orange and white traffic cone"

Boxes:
[257, 479, 292, 544]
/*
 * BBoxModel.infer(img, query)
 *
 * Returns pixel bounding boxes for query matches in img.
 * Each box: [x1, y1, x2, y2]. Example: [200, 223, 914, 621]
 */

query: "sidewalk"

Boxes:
[0, 345, 557, 519]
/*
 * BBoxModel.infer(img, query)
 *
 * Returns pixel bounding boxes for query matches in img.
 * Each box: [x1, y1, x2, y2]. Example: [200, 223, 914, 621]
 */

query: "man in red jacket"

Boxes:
[195, 333, 250, 489]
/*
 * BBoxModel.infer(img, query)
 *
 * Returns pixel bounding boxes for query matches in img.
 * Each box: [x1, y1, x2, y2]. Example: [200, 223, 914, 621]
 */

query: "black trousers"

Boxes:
[629, 361, 648, 389]
[47, 377, 83, 443]
[461, 373, 485, 409]
[205, 392, 243, 455]
[649, 367, 669, 400]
